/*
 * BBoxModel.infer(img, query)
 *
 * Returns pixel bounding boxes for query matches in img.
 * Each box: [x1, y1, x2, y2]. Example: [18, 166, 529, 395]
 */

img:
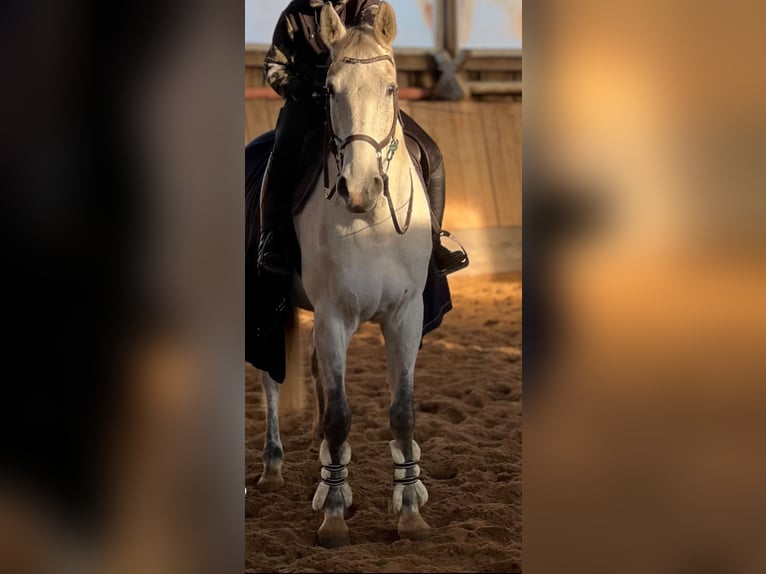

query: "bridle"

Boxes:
[322, 54, 414, 235]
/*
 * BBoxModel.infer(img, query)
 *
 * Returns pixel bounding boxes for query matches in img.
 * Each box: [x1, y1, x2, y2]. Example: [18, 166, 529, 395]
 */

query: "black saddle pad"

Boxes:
[245, 130, 451, 382]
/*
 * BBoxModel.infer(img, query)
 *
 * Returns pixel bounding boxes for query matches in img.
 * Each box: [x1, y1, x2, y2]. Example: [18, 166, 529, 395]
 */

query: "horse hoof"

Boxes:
[256, 470, 284, 492]
[317, 515, 350, 548]
[398, 511, 431, 541]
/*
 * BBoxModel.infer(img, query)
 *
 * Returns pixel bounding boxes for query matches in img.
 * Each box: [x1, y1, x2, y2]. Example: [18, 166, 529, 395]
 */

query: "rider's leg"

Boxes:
[258, 101, 322, 275]
[400, 112, 469, 277]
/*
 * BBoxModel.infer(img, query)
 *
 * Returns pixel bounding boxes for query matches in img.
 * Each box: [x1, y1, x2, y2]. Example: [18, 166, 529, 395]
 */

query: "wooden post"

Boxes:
[434, 0, 445, 53]
[432, 50, 468, 100]
[443, 0, 458, 57]
[432, 0, 468, 100]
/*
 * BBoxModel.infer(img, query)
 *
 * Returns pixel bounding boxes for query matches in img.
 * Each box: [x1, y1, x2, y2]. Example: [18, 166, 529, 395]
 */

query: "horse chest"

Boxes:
[305, 252, 423, 321]
[297, 160, 431, 321]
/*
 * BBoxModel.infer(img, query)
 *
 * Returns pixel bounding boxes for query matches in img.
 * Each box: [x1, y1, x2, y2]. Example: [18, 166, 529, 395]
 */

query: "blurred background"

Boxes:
[0, 1, 244, 573]
[524, 1, 766, 573]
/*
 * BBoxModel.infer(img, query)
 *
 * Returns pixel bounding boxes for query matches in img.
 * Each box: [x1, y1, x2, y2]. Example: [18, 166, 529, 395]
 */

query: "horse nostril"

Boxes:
[337, 176, 349, 200]
[372, 175, 383, 194]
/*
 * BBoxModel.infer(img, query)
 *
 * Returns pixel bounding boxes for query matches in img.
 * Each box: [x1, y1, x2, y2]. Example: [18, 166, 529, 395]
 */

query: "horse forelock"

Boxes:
[330, 26, 393, 69]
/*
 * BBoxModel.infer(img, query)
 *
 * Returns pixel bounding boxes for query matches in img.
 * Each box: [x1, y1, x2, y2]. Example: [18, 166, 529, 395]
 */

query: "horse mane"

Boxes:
[331, 25, 392, 63]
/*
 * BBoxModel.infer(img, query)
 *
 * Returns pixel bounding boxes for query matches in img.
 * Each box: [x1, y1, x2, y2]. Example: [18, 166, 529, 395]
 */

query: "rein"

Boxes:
[323, 54, 413, 235]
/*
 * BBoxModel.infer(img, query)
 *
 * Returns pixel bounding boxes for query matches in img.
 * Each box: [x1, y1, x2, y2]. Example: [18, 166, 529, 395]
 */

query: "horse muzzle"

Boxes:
[336, 174, 383, 214]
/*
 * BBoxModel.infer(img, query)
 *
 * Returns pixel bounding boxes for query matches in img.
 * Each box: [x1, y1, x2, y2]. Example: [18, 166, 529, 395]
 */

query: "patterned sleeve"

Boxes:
[263, 10, 299, 100]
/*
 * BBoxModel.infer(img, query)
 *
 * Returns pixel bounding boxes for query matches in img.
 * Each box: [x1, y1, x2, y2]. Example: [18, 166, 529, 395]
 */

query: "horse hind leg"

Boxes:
[382, 303, 431, 540]
[256, 371, 285, 492]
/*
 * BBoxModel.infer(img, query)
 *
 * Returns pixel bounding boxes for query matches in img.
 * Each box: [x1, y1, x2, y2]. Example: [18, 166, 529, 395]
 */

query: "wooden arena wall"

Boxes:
[245, 99, 521, 231]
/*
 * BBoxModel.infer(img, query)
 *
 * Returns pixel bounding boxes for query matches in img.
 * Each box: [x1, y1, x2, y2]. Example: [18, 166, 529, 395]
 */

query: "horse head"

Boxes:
[320, 2, 400, 214]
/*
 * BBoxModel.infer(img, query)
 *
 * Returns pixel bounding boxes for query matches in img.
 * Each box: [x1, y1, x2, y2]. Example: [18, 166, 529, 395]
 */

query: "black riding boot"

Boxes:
[257, 232, 289, 275]
[257, 101, 322, 275]
[257, 155, 290, 275]
[426, 159, 469, 277]
[400, 111, 468, 277]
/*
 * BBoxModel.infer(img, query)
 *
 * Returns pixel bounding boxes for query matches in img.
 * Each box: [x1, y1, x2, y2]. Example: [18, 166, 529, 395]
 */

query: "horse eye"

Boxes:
[326, 84, 335, 96]
[387, 84, 397, 96]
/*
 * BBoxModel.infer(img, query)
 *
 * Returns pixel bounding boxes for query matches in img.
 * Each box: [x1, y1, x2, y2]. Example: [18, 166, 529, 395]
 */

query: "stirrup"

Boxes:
[432, 230, 469, 277]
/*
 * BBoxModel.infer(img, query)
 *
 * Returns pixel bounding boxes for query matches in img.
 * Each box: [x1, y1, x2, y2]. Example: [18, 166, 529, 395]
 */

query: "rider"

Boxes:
[259, 0, 468, 277]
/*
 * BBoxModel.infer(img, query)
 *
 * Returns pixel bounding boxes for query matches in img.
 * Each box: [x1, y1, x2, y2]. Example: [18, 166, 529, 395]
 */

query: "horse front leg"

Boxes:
[381, 299, 431, 540]
[311, 311, 355, 548]
[309, 327, 325, 446]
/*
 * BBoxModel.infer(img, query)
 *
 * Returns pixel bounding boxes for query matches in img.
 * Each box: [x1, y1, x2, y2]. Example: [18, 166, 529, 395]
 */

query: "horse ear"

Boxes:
[319, 2, 347, 48]
[373, 2, 397, 47]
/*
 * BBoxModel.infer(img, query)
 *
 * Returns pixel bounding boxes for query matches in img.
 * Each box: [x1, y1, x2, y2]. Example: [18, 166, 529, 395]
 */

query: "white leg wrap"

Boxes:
[389, 440, 428, 513]
[312, 440, 353, 511]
